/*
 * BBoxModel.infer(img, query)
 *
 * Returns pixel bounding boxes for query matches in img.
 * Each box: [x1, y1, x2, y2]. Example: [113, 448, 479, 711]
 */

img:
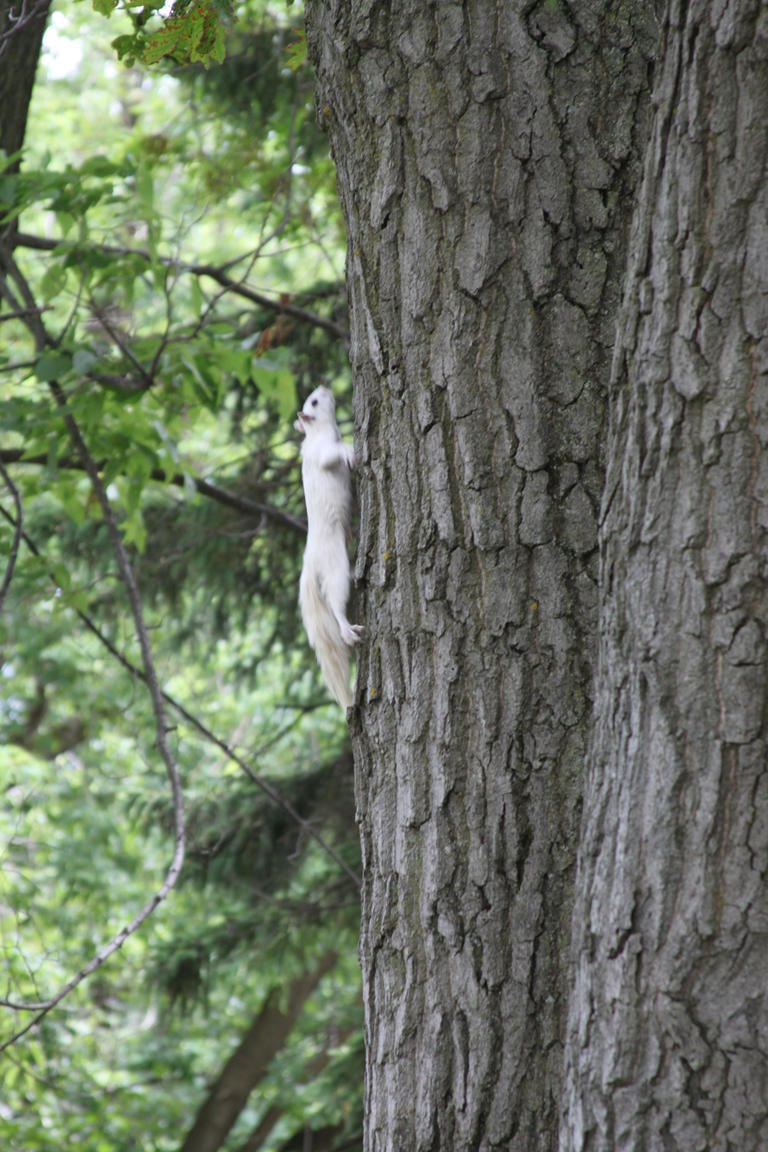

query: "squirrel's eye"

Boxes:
[311, 398, 318, 407]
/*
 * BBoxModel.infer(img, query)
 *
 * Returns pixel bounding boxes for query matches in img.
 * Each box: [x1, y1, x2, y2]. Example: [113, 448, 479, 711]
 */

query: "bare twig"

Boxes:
[147, 264, 175, 381]
[0, 448, 307, 535]
[0, 249, 352, 1048]
[0, 0, 49, 60]
[191, 475, 305, 534]
[0, 257, 186, 1049]
[0, 306, 48, 323]
[87, 371, 152, 394]
[5, 257, 47, 348]
[87, 298, 153, 386]
[0, 459, 22, 610]
[0, 359, 37, 373]
[14, 232, 348, 340]
[0, 402, 187, 1045]
[86, 622, 361, 890]
[0, 503, 360, 891]
[0, 270, 25, 315]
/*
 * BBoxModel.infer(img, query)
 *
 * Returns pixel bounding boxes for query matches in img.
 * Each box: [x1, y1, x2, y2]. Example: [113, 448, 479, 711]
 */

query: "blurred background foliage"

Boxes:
[0, 2, 362, 1149]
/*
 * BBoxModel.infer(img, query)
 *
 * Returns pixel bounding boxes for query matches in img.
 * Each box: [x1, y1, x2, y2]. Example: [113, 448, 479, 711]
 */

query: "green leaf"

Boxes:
[92, 0, 118, 14]
[72, 388, 106, 431]
[1, 9, 360, 1145]
[217, 345, 252, 380]
[177, 9, 205, 58]
[40, 264, 67, 303]
[143, 20, 183, 65]
[122, 508, 147, 552]
[56, 481, 87, 525]
[49, 561, 71, 592]
[101, 456, 124, 488]
[35, 352, 73, 382]
[135, 163, 154, 216]
[0, 147, 23, 173]
[79, 155, 122, 178]
[111, 34, 138, 63]
[152, 420, 180, 464]
[0, 173, 18, 211]
[73, 349, 98, 375]
[286, 31, 306, 72]
[208, 25, 227, 65]
[61, 586, 90, 614]
[252, 360, 297, 421]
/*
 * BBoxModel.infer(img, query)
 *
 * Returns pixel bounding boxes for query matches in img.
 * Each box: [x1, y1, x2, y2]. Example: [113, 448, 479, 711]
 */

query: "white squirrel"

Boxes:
[295, 386, 363, 708]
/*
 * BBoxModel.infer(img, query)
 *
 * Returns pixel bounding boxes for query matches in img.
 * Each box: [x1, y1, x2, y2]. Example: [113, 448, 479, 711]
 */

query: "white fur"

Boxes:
[295, 386, 363, 708]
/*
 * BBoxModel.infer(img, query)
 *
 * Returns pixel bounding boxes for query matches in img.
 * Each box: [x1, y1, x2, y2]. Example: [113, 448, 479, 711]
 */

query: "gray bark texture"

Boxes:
[561, 1, 768, 1150]
[306, 1, 655, 1148]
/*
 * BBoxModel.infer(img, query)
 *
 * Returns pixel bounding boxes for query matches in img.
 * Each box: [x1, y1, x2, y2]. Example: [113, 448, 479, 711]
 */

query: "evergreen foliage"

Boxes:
[0, 3, 362, 1149]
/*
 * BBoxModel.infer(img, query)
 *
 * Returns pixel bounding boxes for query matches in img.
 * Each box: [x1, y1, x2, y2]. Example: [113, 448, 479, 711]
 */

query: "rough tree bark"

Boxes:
[562, 2, 768, 1149]
[0, 0, 49, 259]
[306, 2, 654, 1148]
[0, 0, 50, 158]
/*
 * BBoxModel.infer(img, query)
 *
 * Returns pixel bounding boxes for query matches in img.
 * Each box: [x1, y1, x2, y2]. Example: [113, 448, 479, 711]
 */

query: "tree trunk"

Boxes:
[0, 0, 50, 252]
[562, 1, 768, 1149]
[179, 953, 338, 1152]
[0, 0, 50, 155]
[306, 2, 654, 1147]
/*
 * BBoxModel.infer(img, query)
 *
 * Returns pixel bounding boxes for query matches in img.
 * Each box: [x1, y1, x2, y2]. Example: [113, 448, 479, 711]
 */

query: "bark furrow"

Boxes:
[306, 2, 655, 1147]
[562, 2, 768, 1148]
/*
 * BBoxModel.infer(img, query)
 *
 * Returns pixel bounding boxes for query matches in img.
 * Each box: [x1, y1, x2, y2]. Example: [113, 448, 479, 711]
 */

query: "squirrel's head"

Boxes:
[295, 386, 336, 434]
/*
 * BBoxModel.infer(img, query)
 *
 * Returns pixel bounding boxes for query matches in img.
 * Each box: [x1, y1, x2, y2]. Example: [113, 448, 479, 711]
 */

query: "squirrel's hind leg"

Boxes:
[323, 557, 363, 647]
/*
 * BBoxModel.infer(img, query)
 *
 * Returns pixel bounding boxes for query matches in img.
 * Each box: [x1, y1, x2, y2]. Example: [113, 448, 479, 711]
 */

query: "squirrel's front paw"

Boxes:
[340, 622, 364, 646]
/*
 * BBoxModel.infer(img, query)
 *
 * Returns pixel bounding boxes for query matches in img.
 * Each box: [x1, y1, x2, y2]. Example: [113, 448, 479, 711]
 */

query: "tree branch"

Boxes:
[0, 0, 50, 165]
[0, 0, 49, 57]
[179, 953, 338, 1152]
[0, 458, 22, 610]
[0, 254, 186, 1050]
[0, 448, 307, 535]
[0, 305, 48, 322]
[14, 232, 348, 341]
[86, 298, 153, 386]
[277, 1126, 362, 1152]
[232, 1027, 357, 1152]
[0, 503, 360, 891]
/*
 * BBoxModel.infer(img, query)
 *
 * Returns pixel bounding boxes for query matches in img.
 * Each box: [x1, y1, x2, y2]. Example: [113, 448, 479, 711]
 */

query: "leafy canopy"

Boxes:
[0, 2, 361, 1149]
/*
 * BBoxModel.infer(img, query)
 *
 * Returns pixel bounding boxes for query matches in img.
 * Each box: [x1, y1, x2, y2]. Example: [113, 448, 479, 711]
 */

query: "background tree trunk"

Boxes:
[0, 0, 50, 163]
[179, 953, 338, 1152]
[306, 2, 654, 1147]
[0, 0, 50, 254]
[562, 1, 768, 1148]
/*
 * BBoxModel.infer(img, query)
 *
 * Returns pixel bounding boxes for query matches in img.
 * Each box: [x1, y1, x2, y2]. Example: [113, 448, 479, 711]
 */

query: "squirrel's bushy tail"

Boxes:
[300, 568, 353, 709]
